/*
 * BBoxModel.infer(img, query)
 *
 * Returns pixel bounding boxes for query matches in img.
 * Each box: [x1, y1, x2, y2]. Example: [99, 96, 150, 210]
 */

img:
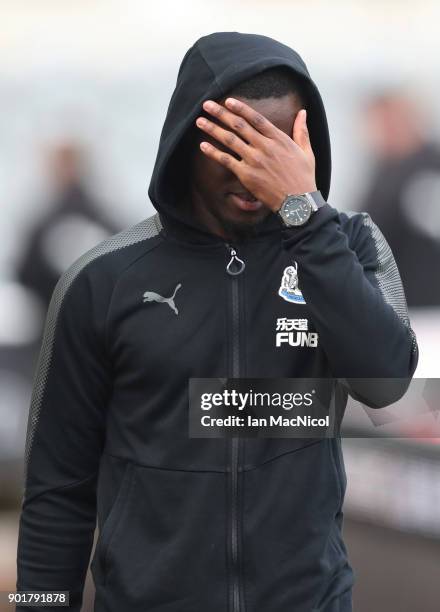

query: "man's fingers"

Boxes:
[201, 99, 273, 146]
[223, 97, 279, 139]
[199, 141, 242, 175]
[196, 117, 248, 159]
[293, 109, 313, 154]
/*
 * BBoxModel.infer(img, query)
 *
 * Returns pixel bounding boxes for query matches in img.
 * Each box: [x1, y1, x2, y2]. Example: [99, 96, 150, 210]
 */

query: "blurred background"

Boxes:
[1, 1, 439, 610]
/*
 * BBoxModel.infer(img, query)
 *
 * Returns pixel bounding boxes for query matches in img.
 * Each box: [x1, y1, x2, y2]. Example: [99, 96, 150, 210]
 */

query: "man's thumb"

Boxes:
[293, 109, 312, 153]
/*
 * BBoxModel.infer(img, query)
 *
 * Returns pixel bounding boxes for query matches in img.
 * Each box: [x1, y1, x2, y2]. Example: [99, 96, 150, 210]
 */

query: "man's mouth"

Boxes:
[227, 191, 264, 212]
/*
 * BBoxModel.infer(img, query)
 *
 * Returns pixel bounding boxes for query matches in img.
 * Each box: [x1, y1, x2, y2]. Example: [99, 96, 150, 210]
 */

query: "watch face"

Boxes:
[281, 196, 312, 226]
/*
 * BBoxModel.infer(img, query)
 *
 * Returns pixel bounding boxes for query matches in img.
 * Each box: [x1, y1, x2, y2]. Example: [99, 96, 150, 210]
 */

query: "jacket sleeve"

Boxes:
[280, 202, 419, 408]
[15, 261, 112, 611]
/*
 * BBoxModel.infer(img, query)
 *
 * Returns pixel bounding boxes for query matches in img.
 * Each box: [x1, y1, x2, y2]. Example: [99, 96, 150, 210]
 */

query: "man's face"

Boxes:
[187, 92, 303, 239]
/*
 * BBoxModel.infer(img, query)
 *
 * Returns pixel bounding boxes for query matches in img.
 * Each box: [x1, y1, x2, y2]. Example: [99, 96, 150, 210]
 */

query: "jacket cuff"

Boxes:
[279, 201, 340, 248]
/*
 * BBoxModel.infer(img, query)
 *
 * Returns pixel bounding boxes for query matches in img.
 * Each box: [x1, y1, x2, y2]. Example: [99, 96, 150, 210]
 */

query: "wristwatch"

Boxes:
[277, 190, 327, 227]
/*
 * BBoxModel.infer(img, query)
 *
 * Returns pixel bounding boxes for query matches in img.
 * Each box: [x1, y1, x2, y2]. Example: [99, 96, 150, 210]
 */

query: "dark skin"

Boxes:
[186, 92, 317, 241]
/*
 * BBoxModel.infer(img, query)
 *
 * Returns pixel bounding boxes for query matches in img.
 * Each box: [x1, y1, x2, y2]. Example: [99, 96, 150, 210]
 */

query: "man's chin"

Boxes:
[224, 202, 271, 225]
[218, 208, 271, 240]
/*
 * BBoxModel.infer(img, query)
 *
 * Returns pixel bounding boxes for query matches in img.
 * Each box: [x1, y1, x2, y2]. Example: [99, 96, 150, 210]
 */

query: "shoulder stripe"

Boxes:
[344, 210, 417, 354]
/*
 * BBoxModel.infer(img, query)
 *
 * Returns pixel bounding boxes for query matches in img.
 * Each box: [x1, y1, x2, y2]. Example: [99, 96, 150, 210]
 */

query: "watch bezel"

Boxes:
[278, 194, 313, 227]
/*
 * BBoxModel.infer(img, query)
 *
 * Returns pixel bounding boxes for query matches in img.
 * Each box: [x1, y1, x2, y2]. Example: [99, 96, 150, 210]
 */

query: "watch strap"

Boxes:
[304, 190, 327, 212]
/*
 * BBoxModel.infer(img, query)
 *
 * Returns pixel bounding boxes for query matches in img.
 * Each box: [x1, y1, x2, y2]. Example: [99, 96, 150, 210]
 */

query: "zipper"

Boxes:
[225, 242, 245, 612]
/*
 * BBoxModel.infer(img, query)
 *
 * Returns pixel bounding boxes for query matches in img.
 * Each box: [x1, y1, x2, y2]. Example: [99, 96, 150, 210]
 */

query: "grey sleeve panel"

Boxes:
[16, 213, 162, 611]
[22, 212, 163, 495]
[343, 210, 418, 355]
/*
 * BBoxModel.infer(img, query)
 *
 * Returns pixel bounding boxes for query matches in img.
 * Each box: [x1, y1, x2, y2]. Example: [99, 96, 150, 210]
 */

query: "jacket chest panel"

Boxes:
[108, 241, 328, 388]
[110, 260, 229, 384]
[225, 241, 327, 378]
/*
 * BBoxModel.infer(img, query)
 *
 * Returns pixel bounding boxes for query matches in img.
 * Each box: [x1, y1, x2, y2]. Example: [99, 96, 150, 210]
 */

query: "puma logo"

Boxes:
[142, 283, 182, 315]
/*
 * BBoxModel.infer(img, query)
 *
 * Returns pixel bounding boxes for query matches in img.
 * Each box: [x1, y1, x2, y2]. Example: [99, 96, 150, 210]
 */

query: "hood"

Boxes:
[148, 31, 332, 238]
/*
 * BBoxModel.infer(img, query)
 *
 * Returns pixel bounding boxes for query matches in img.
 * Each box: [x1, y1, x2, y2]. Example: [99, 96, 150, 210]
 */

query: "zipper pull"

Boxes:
[225, 243, 245, 275]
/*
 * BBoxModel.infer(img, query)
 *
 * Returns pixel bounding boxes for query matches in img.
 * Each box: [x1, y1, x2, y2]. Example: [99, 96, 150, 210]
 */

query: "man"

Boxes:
[16, 31, 418, 612]
[357, 88, 440, 306]
[15, 141, 121, 315]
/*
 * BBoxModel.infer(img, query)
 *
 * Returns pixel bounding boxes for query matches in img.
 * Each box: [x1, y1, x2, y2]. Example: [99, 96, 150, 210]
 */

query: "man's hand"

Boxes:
[195, 97, 317, 211]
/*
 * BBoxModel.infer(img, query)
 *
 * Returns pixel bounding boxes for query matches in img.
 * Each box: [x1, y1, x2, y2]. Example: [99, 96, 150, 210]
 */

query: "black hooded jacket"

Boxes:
[16, 32, 419, 612]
